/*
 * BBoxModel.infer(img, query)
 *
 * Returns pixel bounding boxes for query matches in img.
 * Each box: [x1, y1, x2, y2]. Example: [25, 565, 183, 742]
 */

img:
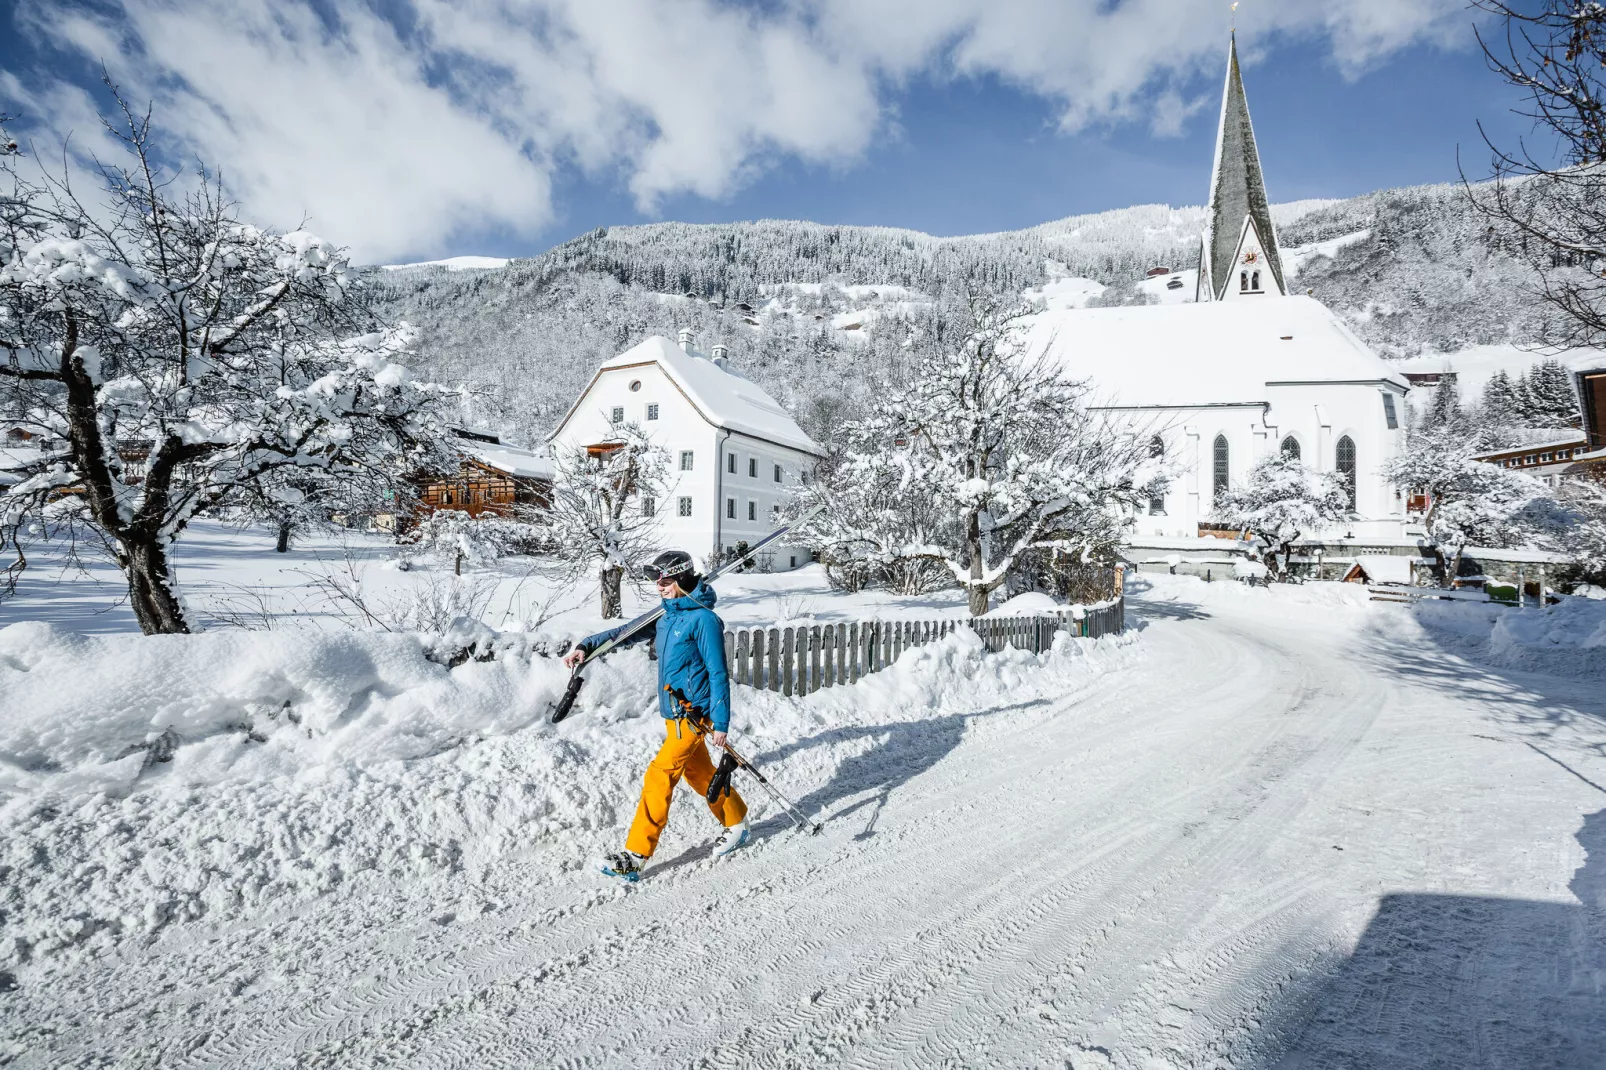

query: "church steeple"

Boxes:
[1197, 31, 1286, 302]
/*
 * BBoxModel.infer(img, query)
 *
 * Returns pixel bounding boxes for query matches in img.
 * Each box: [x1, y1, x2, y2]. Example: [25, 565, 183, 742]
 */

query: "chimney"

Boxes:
[678, 328, 695, 353]
[711, 343, 728, 368]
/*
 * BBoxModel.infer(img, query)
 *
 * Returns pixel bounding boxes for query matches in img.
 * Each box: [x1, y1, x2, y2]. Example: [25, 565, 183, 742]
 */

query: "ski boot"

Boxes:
[711, 820, 750, 859]
[600, 850, 646, 882]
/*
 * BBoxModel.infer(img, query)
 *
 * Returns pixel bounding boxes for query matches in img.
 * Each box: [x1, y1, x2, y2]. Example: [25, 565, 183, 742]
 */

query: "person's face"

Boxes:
[656, 575, 684, 599]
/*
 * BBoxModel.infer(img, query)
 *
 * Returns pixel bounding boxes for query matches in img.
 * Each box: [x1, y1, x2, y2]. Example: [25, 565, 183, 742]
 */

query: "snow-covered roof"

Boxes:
[460, 440, 553, 480]
[1349, 555, 1414, 585]
[564, 335, 822, 455]
[1023, 295, 1408, 408]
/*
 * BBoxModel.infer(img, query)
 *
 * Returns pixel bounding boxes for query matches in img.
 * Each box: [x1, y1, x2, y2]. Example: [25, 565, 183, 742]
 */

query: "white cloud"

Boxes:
[10, 0, 1478, 261]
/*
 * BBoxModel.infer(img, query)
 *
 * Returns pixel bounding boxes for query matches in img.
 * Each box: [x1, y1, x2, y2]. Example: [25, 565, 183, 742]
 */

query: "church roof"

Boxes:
[1200, 32, 1285, 301]
[1021, 296, 1409, 408]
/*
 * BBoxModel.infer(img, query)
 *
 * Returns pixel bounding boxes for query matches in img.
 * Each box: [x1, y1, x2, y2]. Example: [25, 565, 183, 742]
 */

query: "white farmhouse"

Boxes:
[1027, 31, 1411, 543]
[547, 332, 824, 570]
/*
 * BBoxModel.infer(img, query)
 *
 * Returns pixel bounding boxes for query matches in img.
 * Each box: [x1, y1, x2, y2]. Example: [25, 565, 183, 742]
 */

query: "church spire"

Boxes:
[1197, 31, 1286, 302]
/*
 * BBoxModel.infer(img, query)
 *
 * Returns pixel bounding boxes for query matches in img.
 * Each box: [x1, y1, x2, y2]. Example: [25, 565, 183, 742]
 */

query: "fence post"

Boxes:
[781, 628, 795, 697]
[767, 628, 781, 692]
[724, 629, 735, 671]
[882, 621, 893, 668]
[847, 622, 860, 683]
[809, 625, 822, 694]
[820, 624, 833, 689]
[835, 624, 847, 685]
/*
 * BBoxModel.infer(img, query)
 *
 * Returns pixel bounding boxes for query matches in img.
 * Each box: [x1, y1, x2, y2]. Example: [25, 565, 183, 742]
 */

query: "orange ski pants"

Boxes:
[626, 718, 747, 858]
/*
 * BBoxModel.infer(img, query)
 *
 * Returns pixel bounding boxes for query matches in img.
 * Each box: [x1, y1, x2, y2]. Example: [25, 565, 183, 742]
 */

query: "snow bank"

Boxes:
[0, 619, 1134, 971]
[1393, 594, 1606, 680]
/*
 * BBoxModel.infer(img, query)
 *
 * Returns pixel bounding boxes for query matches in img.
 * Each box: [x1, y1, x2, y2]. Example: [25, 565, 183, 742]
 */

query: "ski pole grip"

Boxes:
[549, 671, 586, 724]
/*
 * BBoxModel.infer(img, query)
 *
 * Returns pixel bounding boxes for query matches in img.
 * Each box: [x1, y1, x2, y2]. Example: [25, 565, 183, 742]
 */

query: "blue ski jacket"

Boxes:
[576, 581, 733, 732]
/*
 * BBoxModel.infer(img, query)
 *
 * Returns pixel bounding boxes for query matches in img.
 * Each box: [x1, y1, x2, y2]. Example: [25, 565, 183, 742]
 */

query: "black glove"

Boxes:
[706, 751, 739, 805]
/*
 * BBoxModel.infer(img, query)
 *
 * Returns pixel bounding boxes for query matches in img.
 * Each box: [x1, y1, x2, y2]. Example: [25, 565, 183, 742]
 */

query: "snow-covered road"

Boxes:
[9, 579, 1605, 1069]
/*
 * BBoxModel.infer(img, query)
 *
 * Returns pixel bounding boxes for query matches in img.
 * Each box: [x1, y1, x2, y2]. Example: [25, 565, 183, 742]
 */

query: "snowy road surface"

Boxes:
[8, 578, 1605, 1068]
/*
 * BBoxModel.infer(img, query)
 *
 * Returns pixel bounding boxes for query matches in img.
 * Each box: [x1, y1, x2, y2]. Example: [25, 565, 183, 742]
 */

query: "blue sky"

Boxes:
[0, 1, 1539, 263]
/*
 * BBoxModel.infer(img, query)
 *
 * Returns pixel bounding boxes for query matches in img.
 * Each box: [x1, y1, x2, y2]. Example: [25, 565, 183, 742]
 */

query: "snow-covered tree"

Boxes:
[0, 97, 452, 633]
[1213, 453, 1351, 581]
[1420, 374, 1465, 430]
[1382, 425, 1557, 582]
[799, 297, 1162, 615]
[1519, 359, 1580, 426]
[1481, 369, 1522, 419]
[545, 423, 668, 617]
[1557, 477, 1606, 585]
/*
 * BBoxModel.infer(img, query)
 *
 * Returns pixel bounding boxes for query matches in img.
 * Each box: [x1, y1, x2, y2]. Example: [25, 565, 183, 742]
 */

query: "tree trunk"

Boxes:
[124, 538, 190, 635]
[600, 564, 624, 618]
[275, 521, 292, 553]
[966, 511, 989, 616]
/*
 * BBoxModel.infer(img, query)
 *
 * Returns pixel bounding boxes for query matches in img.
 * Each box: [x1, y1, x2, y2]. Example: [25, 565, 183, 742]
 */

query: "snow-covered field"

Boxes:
[2, 559, 1604, 1067]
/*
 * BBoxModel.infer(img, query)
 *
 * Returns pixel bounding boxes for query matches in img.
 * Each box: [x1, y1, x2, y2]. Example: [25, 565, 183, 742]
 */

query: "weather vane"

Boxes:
[1231, 2, 1239, 30]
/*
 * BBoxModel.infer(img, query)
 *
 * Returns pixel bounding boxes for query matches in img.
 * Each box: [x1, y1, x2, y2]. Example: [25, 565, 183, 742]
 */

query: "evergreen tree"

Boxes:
[1480, 369, 1521, 420]
[1422, 375, 1465, 430]
[1521, 360, 1579, 427]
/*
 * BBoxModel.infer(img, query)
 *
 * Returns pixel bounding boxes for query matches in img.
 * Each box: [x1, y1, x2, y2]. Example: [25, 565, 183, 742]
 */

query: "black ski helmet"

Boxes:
[642, 550, 699, 590]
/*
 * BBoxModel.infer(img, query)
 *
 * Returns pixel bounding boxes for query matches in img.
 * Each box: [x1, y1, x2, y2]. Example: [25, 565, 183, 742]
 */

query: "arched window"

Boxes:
[1146, 435, 1167, 514]
[1280, 436, 1301, 460]
[1336, 435, 1357, 511]
[1149, 434, 1165, 457]
[1251, 270, 1261, 291]
[1239, 271, 1249, 292]
[1213, 435, 1229, 501]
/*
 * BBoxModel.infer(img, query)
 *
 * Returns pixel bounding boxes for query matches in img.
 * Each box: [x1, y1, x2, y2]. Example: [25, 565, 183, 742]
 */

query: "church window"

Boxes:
[678, 496, 693, 517]
[680, 450, 694, 470]
[1381, 393, 1398, 429]
[1336, 436, 1357, 511]
[1251, 270, 1261, 291]
[1213, 435, 1229, 501]
[1280, 436, 1300, 460]
[1239, 271, 1249, 293]
[1148, 434, 1165, 457]
[610, 406, 624, 424]
[646, 403, 659, 421]
[642, 496, 656, 517]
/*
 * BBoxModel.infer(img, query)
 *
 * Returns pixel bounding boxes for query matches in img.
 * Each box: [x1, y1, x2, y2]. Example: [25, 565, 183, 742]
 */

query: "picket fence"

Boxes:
[721, 598, 1124, 696]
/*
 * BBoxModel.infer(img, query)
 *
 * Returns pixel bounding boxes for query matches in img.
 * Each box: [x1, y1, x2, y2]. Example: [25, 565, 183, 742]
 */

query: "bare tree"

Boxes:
[0, 90, 452, 633]
[1467, 1, 1606, 346]
[545, 422, 669, 618]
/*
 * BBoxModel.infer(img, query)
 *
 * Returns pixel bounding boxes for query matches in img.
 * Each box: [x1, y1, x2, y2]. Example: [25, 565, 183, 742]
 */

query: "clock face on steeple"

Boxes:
[1242, 251, 1259, 264]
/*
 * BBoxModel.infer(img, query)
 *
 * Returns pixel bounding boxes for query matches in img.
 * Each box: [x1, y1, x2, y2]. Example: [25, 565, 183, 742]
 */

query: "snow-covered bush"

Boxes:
[1214, 452, 1351, 581]
[798, 297, 1162, 614]
[545, 423, 668, 617]
[0, 96, 453, 634]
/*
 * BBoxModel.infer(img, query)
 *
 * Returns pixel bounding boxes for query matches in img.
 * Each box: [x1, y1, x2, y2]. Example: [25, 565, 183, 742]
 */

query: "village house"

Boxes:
[547, 332, 824, 571]
[413, 427, 554, 519]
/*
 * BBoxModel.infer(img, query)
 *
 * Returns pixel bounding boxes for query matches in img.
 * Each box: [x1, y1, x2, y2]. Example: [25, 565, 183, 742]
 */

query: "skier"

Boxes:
[564, 549, 749, 882]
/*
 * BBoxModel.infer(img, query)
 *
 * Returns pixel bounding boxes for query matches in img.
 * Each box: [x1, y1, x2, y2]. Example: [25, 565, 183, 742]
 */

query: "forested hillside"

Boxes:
[369, 182, 1560, 448]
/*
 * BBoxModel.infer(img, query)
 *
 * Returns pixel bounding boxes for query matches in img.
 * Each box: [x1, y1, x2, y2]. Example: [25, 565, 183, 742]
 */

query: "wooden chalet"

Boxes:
[414, 428, 554, 519]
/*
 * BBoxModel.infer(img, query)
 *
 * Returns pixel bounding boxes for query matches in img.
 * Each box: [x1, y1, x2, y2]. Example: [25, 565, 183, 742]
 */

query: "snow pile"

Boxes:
[1396, 594, 1606, 679]
[0, 618, 1133, 971]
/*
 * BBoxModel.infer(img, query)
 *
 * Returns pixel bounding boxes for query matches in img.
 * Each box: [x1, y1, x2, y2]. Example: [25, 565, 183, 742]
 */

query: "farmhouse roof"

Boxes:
[459, 439, 554, 480]
[558, 335, 822, 455]
[1022, 295, 1409, 408]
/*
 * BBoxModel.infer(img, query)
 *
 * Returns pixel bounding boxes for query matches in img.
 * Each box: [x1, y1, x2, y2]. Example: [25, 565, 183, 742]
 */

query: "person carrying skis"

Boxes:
[564, 549, 749, 881]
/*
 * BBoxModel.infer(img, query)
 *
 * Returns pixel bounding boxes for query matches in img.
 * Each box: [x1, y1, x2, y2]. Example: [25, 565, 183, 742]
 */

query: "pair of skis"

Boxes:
[548, 506, 826, 836]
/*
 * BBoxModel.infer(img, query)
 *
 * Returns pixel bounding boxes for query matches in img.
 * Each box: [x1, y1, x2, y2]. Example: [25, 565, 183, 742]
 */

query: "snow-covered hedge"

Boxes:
[0, 619, 1132, 971]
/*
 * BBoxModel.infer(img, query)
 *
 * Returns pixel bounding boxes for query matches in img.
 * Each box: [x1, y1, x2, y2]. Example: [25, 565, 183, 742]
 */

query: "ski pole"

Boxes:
[717, 738, 822, 836]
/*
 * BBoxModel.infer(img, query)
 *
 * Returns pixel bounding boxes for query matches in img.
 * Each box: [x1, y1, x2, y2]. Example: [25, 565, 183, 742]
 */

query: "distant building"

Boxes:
[547, 331, 825, 570]
[1475, 433, 1591, 489]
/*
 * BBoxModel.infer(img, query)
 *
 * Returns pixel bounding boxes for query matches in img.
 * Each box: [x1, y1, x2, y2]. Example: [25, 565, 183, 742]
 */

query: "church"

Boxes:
[1025, 32, 1412, 544]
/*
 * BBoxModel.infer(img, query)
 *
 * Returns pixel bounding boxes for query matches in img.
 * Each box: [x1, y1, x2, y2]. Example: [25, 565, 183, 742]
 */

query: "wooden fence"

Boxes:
[721, 598, 1124, 695]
